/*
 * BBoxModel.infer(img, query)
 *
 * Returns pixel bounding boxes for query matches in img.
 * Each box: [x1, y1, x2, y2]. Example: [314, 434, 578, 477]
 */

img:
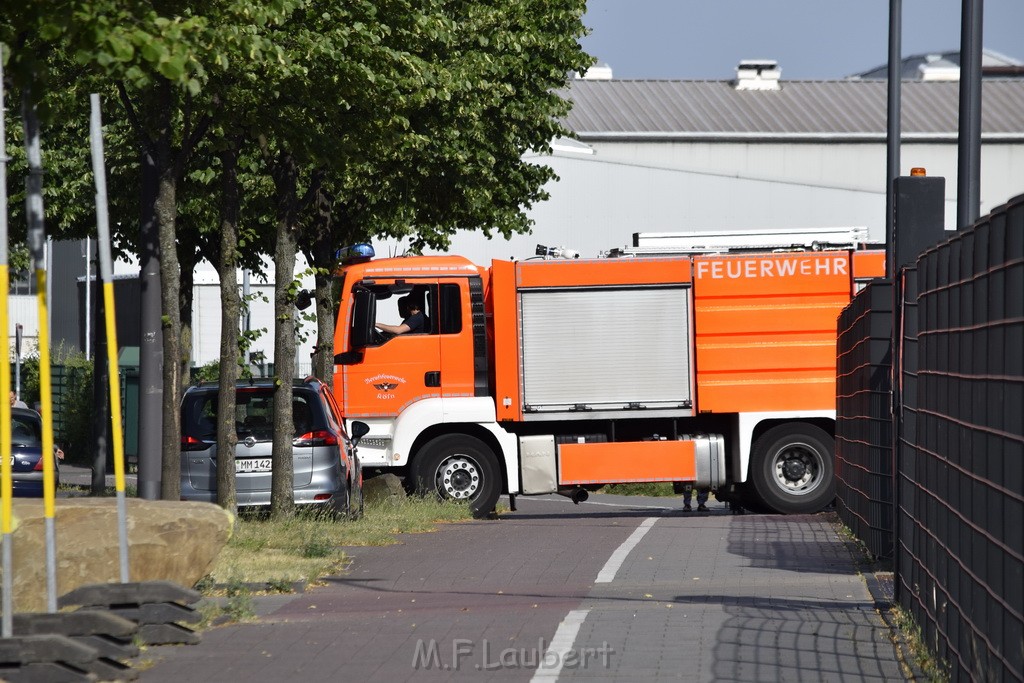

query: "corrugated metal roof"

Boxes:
[563, 79, 1024, 141]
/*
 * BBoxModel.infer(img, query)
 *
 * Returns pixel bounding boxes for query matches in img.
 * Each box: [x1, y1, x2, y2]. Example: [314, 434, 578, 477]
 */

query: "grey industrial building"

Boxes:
[418, 56, 1024, 265]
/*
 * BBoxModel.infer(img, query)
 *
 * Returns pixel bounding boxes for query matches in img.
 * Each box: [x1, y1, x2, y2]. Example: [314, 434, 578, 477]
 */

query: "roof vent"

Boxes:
[919, 55, 960, 81]
[735, 60, 781, 90]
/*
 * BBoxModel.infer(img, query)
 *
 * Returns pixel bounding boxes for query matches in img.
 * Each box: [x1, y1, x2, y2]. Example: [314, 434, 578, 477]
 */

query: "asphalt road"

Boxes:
[141, 493, 909, 682]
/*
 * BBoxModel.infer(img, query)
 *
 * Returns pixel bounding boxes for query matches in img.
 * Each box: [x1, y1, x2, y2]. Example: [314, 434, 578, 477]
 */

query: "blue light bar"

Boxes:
[335, 243, 375, 264]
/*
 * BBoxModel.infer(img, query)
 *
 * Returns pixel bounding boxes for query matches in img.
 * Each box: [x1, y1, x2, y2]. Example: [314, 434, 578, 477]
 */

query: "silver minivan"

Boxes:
[180, 378, 364, 517]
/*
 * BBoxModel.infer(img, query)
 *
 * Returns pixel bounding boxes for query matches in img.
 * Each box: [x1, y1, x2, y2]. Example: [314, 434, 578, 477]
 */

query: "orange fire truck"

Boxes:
[332, 228, 885, 517]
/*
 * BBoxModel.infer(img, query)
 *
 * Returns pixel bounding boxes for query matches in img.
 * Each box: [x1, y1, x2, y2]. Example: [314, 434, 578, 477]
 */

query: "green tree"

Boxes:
[301, 0, 592, 378]
[4, 0, 299, 502]
[4, 0, 592, 518]
[237, 0, 432, 516]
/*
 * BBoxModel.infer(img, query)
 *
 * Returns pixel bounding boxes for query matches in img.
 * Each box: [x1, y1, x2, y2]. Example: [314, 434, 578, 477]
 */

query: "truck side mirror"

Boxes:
[350, 288, 375, 349]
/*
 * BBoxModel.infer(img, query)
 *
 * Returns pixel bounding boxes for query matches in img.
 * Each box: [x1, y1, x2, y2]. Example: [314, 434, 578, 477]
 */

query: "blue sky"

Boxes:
[581, 0, 1024, 80]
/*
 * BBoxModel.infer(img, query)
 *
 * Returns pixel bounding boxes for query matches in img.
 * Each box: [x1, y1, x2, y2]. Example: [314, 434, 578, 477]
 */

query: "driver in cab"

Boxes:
[375, 296, 425, 336]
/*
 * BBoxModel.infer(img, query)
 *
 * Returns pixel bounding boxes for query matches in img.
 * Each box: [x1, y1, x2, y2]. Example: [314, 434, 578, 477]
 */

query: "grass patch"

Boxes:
[831, 516, 946, 681]
[598, 482, 677, 497]
[58, 482, 139, 498]
[890, 604, 950, 682]
[197, 579, 257, 628]
[203, 495, 474, 588]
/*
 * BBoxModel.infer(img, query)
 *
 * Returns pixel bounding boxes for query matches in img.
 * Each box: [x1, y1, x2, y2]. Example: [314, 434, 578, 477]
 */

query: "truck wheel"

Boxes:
[749, 424, 835, 514]
[414, 434, 501, 519]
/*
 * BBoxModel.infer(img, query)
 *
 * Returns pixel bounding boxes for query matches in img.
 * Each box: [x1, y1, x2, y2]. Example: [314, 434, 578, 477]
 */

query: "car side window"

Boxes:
[180, 394, 217, 438]
[197, 397, 217, 437]
[321, 388, 344, 431]
[292, 395, 313, 435]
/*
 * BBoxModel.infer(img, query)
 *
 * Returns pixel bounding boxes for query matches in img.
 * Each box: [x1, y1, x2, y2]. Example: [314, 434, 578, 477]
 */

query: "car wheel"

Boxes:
[414, 434, 500, 519]
[749, 424, 835, 514]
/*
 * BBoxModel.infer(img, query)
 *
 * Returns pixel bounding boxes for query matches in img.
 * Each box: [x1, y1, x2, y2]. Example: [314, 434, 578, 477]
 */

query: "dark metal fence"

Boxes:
[836, 281, 894, 559]
[13, 364, 140, 469]
[836, 192, 1024, 681]
[901, 195, 1024, 682]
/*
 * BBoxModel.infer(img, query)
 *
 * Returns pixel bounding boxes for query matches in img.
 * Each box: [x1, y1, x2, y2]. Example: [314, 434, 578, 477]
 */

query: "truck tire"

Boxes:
[414, 434, 501, 519]
[749, 424, 835, 514]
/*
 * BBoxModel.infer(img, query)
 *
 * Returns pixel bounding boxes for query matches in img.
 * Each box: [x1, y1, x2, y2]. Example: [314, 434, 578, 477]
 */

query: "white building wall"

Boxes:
[189, 260, 318, 372]
[113, 253, 319, 369]
[7, 296, 39, 359]
[394, 140, 1023, 266]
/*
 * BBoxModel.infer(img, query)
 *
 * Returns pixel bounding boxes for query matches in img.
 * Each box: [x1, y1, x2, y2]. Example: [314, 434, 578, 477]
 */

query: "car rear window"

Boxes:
[182, 388, 325, 439]
[11, 414, 42, 446]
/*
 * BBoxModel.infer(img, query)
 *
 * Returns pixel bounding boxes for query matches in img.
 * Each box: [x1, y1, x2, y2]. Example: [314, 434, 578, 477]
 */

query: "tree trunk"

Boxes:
[305, 175, 340, 383]
[179, 250, 197, 391]
[155, 126, 182, 501]
[216, 144, 242, 515]
[270, 151, 298, 519]
[311, 257, 334, 383]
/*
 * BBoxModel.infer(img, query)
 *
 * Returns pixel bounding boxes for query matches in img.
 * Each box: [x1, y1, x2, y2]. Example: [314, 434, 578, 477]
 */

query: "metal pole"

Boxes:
[46, 237, 52, 346]
[137, 151, 162, 500]
[85, 236, 91, 358]
[957, 0, 983, 229]
[90, 94, 130, 582]
[14, 324, 20, 399]
[885, 0, 903, 600]
[885, 0, 902, 279]
[23, 86, 59, 614]
[0, 43, 16, 637]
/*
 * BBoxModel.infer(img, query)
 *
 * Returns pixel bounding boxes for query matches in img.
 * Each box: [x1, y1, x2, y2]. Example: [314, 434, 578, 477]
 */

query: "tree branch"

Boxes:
[116, 80, 155, 154]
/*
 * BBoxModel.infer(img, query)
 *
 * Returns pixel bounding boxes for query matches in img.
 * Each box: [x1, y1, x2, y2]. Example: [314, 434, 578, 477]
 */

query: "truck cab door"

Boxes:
[340, 280, 442, 418]
[434, 278, 479, 401]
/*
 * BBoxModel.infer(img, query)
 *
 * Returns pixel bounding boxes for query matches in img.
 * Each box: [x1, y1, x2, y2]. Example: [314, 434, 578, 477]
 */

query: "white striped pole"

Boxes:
[90, 94, 130, 583]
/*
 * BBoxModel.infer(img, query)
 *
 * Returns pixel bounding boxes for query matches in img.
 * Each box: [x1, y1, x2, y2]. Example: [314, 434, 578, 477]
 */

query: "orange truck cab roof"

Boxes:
[338, 254, 485, 280]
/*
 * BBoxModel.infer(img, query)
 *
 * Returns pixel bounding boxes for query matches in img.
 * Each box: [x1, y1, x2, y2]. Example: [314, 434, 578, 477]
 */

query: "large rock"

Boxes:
[4, 498, 233, 613]
[362, 473, 407, 505]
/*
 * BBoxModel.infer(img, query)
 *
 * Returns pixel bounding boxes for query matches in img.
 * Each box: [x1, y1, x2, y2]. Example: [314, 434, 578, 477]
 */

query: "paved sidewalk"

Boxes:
[562, 512, 908, 681]
[60, 464, 137, 490]
[140, 499, 912, 682]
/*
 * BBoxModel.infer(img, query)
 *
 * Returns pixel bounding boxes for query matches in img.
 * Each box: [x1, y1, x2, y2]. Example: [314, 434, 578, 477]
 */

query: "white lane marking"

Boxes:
[530, 609, 590, 682]
[595, 517, 658, 584]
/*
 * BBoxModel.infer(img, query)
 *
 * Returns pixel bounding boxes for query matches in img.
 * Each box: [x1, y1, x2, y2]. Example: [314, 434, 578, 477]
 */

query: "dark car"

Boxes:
[179, 378, 364, 518]
[10, 407, 60, 496]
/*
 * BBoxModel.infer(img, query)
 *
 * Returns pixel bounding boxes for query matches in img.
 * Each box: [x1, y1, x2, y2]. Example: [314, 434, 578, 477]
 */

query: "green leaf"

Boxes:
[40, 23, 64, 41]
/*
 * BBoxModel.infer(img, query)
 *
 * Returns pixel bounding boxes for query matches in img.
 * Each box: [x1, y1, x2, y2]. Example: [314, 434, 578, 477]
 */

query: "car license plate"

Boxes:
[235, 458, 272, 474]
